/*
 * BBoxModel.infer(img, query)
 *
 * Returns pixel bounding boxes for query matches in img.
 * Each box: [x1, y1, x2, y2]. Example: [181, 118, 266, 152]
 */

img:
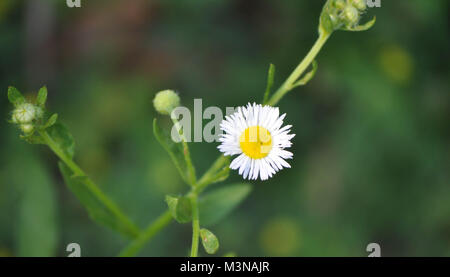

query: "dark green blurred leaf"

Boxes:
[47, 123, 75, 159]
[165, 195, 192, 223]
[7, 86, 25, 106]
[17, 155, 58, 257]
[36, 86, 47, 107]
[199, 183, 252, 226]
[153, 118, 190, 185]
[200, 228, 219, 254]
[58, 162, 136, 238]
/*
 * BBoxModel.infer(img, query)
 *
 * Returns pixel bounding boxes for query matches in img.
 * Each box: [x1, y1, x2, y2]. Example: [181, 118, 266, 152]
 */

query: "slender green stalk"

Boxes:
[195, 155, 229, 193]
[118, 210, 173, 257]
[190, 194, 200, 257]
[39, 130, 141, 237]
[266, 32, 331, 106]
[171, 114, 197, 186]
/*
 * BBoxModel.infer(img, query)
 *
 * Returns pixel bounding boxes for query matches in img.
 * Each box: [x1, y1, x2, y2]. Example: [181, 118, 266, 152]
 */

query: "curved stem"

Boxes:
[118, 210, 173, 257]
[266, 32, 331, 106]
[39, 130, 141, 238]
[190, 194, 200, 257]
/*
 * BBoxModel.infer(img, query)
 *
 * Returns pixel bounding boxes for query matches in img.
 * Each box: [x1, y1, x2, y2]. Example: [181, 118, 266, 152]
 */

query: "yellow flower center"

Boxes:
[239, 126, 273, 159]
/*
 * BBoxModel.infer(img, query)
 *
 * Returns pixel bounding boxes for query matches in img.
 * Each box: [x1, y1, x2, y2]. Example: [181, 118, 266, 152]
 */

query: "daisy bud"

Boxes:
[12, 103, 37, 124]
[349, 0, 367, 11]
[342, 5, 359, 27]
[153, 90, 180, 115]
[20, 124, 34, 135]
[319, 0, 375, 34]
[333, 0, 346, 10]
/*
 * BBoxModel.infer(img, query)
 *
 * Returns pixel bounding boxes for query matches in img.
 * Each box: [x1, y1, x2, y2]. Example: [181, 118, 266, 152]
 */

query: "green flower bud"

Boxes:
[153, 90, 180, 115]
[319, 0, 375, 34]
[349, 0, 367, 11]
[12, 103, 37, 124]
[20, 124, 34, 134]
[342, 5, 359, 27]
[333, 0, 346, 10]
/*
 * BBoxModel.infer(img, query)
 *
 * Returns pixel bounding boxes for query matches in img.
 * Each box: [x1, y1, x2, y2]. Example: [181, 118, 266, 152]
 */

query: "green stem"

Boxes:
[266, 32, 331, 106]
[39, 130, 141, 237]
[118, 210, 173, 257]
[195, 155, 229, 193]
[190, 194, 200, 257]
[171, 114, 197, 186]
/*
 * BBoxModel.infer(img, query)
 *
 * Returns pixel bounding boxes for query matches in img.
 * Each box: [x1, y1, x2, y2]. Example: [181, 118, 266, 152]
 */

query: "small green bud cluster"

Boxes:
[11, 103, 43, 134]
[153, 89, 180, 115]
[319, 0, 375, 35]
[8, 86, 57, 137]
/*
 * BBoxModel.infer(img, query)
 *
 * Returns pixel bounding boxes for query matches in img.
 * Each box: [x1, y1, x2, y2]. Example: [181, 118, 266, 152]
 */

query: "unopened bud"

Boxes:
[349, 0, 367, 11]
[342, 5, 359, 26]
[153, 90, 180, 115]
[20, 124, 34, 134]
[12, 103, 37, 124]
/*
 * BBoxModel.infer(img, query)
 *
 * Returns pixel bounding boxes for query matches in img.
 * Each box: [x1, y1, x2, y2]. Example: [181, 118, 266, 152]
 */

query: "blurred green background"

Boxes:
[0, 0, 449, 257]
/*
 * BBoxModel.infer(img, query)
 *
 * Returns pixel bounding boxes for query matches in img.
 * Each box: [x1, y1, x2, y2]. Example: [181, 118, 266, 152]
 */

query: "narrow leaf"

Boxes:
[292, 60, 318, 88]
[8, 86, 25, 106]
[153, 118, 190, 185]
[346, 16, 376, 32]
[165, 195, 192, 223]
[199, 183, 252, 226]
[263, 64, 276, 104]
[58, 162, 137, 238]
[43, 113, 58, 129]
[37, 86, 48, 106]
[200, 228, 219, 254]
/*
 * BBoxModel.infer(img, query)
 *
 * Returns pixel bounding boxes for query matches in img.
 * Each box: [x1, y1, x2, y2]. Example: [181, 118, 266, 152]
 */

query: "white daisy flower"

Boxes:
[218, 103, 295, 181]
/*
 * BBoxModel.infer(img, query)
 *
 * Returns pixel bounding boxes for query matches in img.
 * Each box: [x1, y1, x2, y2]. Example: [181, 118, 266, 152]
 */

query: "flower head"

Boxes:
[12, 103, 38, 124]
[218, 103, 295, 181]
[153, 89, 180, 115]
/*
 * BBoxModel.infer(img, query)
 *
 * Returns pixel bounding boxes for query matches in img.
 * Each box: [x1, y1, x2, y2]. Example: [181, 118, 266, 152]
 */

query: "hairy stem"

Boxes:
[266, 32, 331, 106]
[190, 194, 200, 257]
[118, 210, 173, 257]
[39, 130, 141, 238]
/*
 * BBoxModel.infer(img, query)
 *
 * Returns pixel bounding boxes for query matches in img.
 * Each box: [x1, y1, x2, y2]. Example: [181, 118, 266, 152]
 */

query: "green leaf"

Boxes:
[197, 155, 230, 188]
[345, 16, 376, 32]
[263, 64, 276, 104]
[292, 60, 318, 88]
[36, 86, 48, 106]
[43, 113, 58, 129]
[7, 86, 25, 106]
[153, 118, 190, 185]
[165, 195, 192, 223]
[200, 228, 219, 254]
[58, 162, 137, 238]
[47, 122, 75, 159]
[17, 154, 59, 257]
[199, 183, 252, 226]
